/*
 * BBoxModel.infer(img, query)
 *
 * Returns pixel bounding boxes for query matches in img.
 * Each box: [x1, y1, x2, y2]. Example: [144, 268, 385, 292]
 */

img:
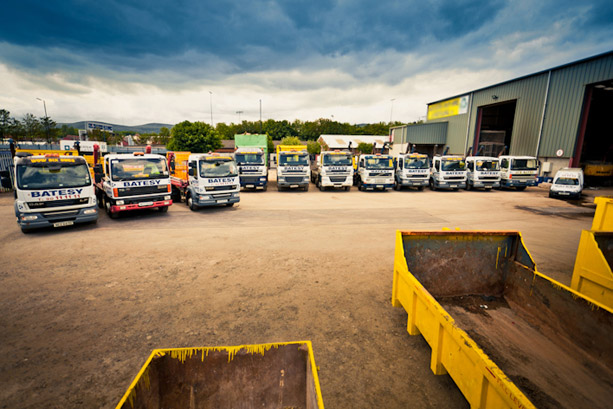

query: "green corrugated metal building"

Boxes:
[392, 51, 613, 178]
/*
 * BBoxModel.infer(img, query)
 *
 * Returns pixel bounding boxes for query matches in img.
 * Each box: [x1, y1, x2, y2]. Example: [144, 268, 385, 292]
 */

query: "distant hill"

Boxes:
[58, 121, 174, 134]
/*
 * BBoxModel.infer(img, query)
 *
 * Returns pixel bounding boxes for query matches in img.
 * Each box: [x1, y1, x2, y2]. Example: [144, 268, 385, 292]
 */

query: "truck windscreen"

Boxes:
[441, 159, 465, 171]
[200, 160, 238, 178]
[512, 159, 538, 170]
[235, 153, 264, 165]
[323, 154, 352, 166]
[111, 158, 169, 181]
[17, 162, 91, 190]
[405, 157, 429, 169]
[366, 157, 393, 169]
[280, 154, 308, 166]
[476, 160, 499, 171]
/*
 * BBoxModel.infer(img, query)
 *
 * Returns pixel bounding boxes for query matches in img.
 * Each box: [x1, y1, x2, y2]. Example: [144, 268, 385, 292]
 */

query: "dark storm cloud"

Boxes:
[0, 0, 611, 82]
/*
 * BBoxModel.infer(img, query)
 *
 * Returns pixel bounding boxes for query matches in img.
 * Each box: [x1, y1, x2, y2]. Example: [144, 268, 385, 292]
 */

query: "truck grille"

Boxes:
[480, 176, 499, 181]
[117, 185, 168, 197]
[206, 185, 235, 191]
[28, 198, 88, 208]
[446, 176, 465, 181]
[330, 176, 347, 183]
[41, 210, 79, 221]
[240, 176, 262, 183]
[285, 176, 304, 183]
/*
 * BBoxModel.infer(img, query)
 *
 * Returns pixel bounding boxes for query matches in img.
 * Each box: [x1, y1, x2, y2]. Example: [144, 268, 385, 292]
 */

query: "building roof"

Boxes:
[428, 50, 613, 105]
[318, 134, 390, 149]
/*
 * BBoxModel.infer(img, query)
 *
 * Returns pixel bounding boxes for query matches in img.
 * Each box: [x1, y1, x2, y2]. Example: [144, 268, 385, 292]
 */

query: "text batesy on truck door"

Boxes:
[95, 152, 172, 218]
[394, 153, 429, 190]
[170, 153, 240, 209]
[235, 147, 268, 190]
[356, 154, 395, 191]
[3, 153, 98, 233]
[276, 145, 310, 191]
[312, 150, 353, 191]
[430, 155, 467, 190]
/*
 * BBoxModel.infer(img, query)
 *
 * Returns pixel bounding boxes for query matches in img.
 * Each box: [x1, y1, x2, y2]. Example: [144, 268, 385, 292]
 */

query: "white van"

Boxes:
[549, 168, 584, 199]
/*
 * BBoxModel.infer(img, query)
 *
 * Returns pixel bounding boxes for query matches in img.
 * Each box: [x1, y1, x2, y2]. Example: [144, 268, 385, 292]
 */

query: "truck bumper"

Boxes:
[472, 181, 500, 189]
[240, 179, 268, 189]
[111, 199, 172, 213]
[362, 183, 394, 190]
[501, 179, 538, 187]
[435, 181, 466, 189]
[278, 179, 309, 188]
[550, 190, 581, 199]
[321, 176, 352, 188]
[194, 193, 240, 207]
[399, 178, 429, 187]
[16, 205, 99, 231]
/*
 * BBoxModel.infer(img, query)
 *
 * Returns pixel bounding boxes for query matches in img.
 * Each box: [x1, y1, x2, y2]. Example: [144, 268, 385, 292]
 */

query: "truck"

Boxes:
[311, 150, 354, 191]
[392, 230, 613, 409]
[429, 155, 467, 190]
[464, 156, 501, 190]
[499, 155, 539, 190]
[234, 147, 268, 191]
[94, 152, 172, 219]
[116, 341, 325, 409]
[276, 145, 310, 191]
[355, 154, 395, 191]
[0, 153, 98, 233]
[393, 153, 430, 191]
[549, 167, 584, 199]
[169, 152, 240, 210]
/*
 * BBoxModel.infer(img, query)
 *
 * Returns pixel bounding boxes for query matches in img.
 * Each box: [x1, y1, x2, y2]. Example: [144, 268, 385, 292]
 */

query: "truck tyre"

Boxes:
[171, 187, 182, 203]
[158, 206, 169, 213]
[96, 192, 104, 208]
[21, 227, 33, 234]
[516, 186, 527, 191]
[318, 177, 324, 191]
[465, 181, 471, 191]
[186, 194, 198, 211]
[393, 180, 400, 191]
[417, 186, 424, 191]
[104, 197, 118, 219]
[344, 185, 350, 191]
[262, 184, 268, 192]
[303, 184, 309, 192]
[429, 178, 437, 191]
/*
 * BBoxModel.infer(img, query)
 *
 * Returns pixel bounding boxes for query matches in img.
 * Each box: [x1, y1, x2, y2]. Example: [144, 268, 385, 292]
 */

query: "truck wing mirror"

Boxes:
[93, 164, 103, 175]
[188, 168, 195, 177]
[0, 172, 12, 189]
[94, 173, 102, 184]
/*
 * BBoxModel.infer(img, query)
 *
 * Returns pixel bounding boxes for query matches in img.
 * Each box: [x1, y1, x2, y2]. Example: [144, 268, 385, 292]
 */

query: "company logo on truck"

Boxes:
[328, 166, 349, 172]
[120, 180, 163, 187]
[31, 188, 83, 198]
[285, 166, 305, 171]
[206, 178, 237, 185]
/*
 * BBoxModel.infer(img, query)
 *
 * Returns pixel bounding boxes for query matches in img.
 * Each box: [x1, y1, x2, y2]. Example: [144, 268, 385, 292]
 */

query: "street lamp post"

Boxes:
[390, 98, 396, 124]
[236, 110, 243, 123]
[209, 91, 213, 126]
[36, 97, 50, 141]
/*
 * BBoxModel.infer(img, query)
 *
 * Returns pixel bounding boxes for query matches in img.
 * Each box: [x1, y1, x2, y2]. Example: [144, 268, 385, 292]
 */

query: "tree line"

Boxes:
[1, 106, 411, 153]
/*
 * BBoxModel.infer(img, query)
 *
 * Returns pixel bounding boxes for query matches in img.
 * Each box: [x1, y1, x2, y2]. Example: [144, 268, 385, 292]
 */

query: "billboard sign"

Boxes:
[427, 95, 470, 120]
[60, 140, 108, 153]
[86, 122, 113, 132]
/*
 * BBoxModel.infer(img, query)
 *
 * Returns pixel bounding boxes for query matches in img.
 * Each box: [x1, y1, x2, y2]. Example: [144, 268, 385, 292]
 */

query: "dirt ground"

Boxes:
[0, 176, 608, 409]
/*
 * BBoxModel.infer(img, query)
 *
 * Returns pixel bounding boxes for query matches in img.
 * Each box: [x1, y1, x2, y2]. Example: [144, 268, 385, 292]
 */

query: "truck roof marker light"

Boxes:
[134, 152, 144, 156]
[45, 153, 59, 158]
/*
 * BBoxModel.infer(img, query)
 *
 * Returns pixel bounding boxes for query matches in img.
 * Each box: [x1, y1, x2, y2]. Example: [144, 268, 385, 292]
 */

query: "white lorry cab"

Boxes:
[234, 147, 268, 191]
[430, 155, 467, 190]
[499, 155, 539, 190]
[356, 154, 395, 191]
[311, 150, 354, 191]
[549, 168, 584, 199]
[276, 146, 310, 191]
[179, 153, 240, 210]
[2, 153, 98, 233]
[394, 153, 430, 191]
[94, 152, 172, 218]
[465, 156, 501, 190]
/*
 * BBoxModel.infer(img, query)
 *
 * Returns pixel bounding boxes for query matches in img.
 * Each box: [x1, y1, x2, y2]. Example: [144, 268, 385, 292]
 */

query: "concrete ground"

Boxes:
[0, 177, 609, 408]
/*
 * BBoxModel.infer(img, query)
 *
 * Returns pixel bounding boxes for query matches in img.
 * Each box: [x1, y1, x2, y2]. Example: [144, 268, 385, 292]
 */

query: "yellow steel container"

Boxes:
[116, 341, 324, 409]
[392, 230, 613, 409]
[572, 230, 613, 308]
[166, 151, 191, 181]
[591, 196, 613, 231]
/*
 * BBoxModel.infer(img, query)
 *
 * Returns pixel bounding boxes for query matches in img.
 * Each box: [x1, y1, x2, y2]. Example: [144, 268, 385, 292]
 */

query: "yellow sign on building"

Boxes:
[427, 95, 470, 120]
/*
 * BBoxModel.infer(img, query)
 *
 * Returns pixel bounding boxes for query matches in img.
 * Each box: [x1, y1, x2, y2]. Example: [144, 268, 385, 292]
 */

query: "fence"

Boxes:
[0, 148, 14, 192]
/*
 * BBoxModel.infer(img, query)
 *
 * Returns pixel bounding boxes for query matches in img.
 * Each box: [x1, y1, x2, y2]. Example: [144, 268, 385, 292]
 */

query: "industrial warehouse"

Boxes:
[391, 51, 613, 183]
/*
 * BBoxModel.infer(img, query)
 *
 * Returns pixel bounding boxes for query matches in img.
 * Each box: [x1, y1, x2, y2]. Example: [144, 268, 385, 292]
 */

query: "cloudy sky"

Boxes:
[1, 0, 612, 126]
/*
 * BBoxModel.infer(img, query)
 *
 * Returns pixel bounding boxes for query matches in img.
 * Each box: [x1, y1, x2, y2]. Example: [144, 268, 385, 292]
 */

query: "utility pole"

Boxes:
[390, 98, 396, 124]
[236, 110, 243, 123]
[37, 97, 50, 141]
[259, 99, 262, 134]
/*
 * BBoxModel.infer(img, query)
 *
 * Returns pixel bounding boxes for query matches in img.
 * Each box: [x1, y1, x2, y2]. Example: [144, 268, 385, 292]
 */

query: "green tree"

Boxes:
[279, 136, 302, 146]
[267, 134, 274, 156]
[167, 121, 222, 152]
[0, 109, 11, 138]
[40, 116, 57, 142]
[22, 113, 41, 140]
[357, 142, 373, 154]
[307, 141, 321, 155]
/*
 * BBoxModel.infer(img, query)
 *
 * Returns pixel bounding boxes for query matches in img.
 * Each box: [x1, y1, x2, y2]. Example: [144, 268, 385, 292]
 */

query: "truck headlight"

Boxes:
[260, 177, 266, 181]
[21, 215, 38, 221]
[164, 195, 171, 200]
[83, 209, 97, 215]
[116, 200, 124, 205]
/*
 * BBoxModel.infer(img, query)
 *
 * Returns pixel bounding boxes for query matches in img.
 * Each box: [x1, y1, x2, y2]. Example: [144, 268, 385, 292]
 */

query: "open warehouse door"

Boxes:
[473, 100, 517, 157]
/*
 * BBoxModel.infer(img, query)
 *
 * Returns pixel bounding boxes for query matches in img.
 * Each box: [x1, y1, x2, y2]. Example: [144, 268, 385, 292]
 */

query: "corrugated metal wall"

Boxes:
[392, 123, 448, 145]
[428, 52, 613, 158]
[540, 54, 613, 157]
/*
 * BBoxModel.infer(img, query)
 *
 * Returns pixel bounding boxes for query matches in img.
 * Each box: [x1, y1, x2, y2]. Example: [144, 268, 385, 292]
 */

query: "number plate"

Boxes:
[450, 185, 458, 188]
[53, 221, 74, 228]
[290, 184, 298, 188]
[376, 185, 383, 188]
[559, 192, 569, 195]
[139, 201, 153, 207]
[246, 185, 254, 188]
[217, 199, 228, 204]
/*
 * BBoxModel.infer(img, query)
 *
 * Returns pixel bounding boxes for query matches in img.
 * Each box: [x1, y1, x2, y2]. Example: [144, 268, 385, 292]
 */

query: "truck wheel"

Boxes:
[303, 184, 309, 192]
[171, 187, 182, 203]
[344, 186, 350, 191]
[20, 227, 33, 234]
[96, 192, 104, 208]
[393, 180, 399, 191]
[105, 197, 118, 219]
[465, 182, 471, 191]
[516, 186, 526, 191]
[417, 186, 424, 191]
[262, 184, 268, 192]
[318, 177, 324, 191]
[158, 206, 169, 213]
[186, 194, 198, 211]
[225, 202, 234, 207]
[429, 179, 437, 191]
